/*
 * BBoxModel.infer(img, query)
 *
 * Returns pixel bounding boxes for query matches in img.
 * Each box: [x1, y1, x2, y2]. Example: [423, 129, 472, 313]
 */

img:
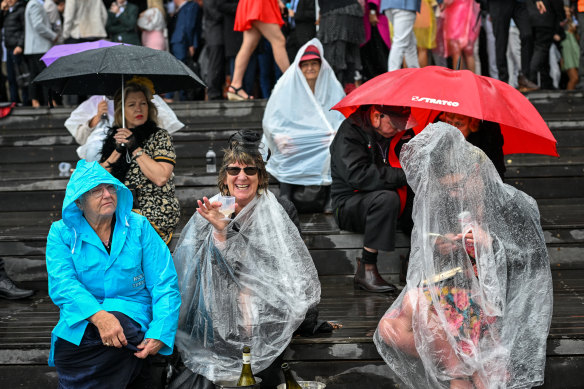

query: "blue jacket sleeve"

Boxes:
[141, 220, 181, 355]
[46, 223, 103, 328]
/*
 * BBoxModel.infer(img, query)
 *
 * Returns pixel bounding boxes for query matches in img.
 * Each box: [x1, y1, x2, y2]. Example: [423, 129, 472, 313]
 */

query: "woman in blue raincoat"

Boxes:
[46, 160, 181, 388]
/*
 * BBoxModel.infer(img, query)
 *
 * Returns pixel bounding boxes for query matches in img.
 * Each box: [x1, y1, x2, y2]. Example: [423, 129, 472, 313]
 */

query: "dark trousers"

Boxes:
[205, 45, 225, 100]
[6, 50, 28, 104]
[25, 53, 47, 104]
[489, 0, 533, 82]
[336, 190, 410, 257]
[54, 311, 149, 389]
[578, 12, 584, 77]
[530, 27, 554, 89]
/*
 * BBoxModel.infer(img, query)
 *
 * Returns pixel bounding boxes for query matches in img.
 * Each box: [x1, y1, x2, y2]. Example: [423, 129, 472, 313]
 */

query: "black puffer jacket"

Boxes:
[329, 108, 413, 209]
[1, 1, 26, 50]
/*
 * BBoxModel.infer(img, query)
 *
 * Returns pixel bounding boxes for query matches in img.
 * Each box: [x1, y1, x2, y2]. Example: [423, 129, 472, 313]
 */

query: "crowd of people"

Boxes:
[0, 0, 582, 107]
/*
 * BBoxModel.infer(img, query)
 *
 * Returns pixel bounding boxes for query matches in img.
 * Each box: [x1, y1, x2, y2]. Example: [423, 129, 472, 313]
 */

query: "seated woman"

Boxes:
[374, 123, 552, 389]
[65, 78, 184, 162]
[172, 130, 321, 385]
[437, 112, 506, 179]
[46, 160, 181, 388]
[100, 78, 181, 244]
[262, 39, 346, 213]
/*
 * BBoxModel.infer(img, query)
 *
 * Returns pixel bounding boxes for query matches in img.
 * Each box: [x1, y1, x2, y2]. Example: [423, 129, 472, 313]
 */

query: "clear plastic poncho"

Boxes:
[374, 123, 553, 389]
[65, 95, 184, 161]
[261, 38, 346, 186]
[173, 190, 321, 382]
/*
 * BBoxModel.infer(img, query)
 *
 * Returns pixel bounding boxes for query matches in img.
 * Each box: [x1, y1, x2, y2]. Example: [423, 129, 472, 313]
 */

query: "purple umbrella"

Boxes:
[41, 40, 123, 66]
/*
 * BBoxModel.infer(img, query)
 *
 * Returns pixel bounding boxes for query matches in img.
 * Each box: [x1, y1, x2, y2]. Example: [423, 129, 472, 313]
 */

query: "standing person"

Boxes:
[168, 0, 202, 100]
[44, 0, 64, 44]
[381, 0, 422, 71]
[361, 0, 391, 79]
[578, 0, 584, 87]
[24, 0, 59, 107]
[106, 0, 141, 45]
[561, 3, 580, 90]
[62, 0, 108, 43]
[262, 40, 346, 213]
[203, 0, 225, 100]
[413, 0, 438, 68]
[138, 0, 167, 51]
[0, 0, 28, 104]
[489, 0, 546, 91]
[442, 0, 481, 72]
[285, 0, 317, 61]
[228, 0, 290, 100]
[528, 0, 565, 90]
[46, 160, 181, 388]
[317, 0, 365, 89]
[100, 79, 181, 244]
[375, 123, 552, 389]
[330, 105, 417, 293]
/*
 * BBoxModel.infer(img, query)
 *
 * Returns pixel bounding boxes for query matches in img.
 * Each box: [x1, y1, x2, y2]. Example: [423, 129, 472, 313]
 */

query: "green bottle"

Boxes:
[281, 363, 302, 389]
[237, 346, 256, 386]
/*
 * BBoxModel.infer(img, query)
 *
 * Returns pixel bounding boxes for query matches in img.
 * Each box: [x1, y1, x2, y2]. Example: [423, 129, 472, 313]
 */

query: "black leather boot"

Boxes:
[354, 259, 397, 293]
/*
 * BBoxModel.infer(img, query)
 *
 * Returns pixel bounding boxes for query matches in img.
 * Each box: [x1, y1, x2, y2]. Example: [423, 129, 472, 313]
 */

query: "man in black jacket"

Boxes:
[0, 0, 26, 104]
[330, 105, 415, 293]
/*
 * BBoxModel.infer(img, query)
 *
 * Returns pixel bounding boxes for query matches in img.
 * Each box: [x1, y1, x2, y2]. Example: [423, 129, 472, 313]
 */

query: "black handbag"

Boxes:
[292, 185, 329, 213]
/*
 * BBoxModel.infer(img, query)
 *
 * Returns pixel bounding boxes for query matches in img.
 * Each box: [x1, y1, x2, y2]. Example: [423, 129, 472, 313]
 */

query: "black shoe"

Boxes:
[354, 259, 397, 293]
[0, 277, 34, 300]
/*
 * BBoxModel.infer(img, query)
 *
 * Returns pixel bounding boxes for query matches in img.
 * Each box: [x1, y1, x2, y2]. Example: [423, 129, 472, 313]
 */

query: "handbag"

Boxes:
[292, 185, 329, 213]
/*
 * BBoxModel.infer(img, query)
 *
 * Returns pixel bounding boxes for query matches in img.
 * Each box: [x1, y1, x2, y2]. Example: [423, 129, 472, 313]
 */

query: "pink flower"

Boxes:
[453, 290, 470, 311]
[471, 321, 481, 345]
[446, 310, 464, 336]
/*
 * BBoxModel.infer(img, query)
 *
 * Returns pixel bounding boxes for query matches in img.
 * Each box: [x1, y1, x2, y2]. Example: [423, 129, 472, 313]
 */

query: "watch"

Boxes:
[134, 149, 144, 159]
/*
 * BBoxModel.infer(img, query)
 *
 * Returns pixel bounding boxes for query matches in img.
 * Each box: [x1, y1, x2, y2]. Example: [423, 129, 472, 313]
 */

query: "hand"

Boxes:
[1, 1, 8, 11]
[288, 9, 295, 18]
[97, 100, 108, 118]
[134, 338, 164, 359]
[114, 128, 135, 149]
[90, 311, 128, 348]
[433, 233, 459, 255]
[369, 12, 378, 27]
[13, 46, 22, 55]
[553, 33, 561, 42]
[196, 196, 237, 232]
[278, 0, 286, 13]
[110, 1, 120, 14]
[188, 46, 195, 58]
[455, 226, 492, 258]
[536, 0, 546, 14]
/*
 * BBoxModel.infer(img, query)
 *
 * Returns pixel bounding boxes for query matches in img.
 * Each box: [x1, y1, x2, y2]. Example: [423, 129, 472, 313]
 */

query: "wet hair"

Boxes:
[217, 130, 270, 195]
[113, 82, 158, 127]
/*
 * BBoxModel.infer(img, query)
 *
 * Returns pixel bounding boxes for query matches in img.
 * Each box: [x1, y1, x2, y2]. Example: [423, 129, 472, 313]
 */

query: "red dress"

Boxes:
[234, 0, 284, 31]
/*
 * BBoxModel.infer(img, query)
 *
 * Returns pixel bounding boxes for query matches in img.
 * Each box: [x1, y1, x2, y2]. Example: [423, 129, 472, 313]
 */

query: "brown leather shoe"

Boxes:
[354, 259, 397, 293]
[518, 75, 540, 92]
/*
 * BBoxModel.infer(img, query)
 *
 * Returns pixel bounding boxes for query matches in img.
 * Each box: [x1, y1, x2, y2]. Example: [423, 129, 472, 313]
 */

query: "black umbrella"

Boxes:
[33, 44, 205, 128]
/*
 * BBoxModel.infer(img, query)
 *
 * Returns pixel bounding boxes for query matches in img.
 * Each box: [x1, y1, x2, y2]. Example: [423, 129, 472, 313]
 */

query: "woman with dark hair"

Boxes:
[100, 78, 180, 244]
[172, 130, 321, 387]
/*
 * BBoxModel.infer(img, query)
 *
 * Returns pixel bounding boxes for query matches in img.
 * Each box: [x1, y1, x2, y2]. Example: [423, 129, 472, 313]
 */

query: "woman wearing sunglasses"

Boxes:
[172, 130, 321, 386]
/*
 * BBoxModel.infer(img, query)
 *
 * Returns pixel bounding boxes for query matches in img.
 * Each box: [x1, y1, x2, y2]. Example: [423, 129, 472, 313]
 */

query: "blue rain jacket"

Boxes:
[46, 160, 181, 366]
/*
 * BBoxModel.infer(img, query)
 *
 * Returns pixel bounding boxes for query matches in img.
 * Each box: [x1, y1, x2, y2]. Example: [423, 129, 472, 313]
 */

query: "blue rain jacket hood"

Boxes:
[46, 160, 180, 366]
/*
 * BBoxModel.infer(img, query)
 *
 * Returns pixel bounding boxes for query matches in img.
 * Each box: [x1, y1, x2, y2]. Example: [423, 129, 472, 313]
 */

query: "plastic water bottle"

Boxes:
[99, 112, 109, 126]
[458, 211, 475, 258]
[206, 147, 217, 173]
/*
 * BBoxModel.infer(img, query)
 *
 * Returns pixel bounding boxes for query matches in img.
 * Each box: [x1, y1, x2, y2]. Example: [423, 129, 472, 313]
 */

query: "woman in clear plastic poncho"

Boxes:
[261, 38, 345, 212]
[374, 123, 552, 389]
[172, 132, 321, 384]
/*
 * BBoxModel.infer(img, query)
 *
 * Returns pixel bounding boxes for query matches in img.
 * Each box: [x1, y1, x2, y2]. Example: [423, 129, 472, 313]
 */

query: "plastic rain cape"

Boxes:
[65, 95, 184, 161]
[261, 38, 346, 186]
[173, 190, 321, 382]
[374, 123, 553, 389]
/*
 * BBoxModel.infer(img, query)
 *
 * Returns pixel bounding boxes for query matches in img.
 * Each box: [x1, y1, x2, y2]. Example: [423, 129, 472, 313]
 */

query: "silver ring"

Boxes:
[104, 342, 110, 346]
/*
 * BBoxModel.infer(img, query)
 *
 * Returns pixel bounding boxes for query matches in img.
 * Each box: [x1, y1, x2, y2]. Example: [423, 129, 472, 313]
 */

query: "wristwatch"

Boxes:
[134, 149, 144, 159]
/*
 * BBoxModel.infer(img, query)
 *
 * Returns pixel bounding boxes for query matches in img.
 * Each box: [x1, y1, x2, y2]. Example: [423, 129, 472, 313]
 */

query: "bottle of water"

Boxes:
[206, 147, 217, 173]
[100, 112, 109, 127]
[457, 211, 475, 259]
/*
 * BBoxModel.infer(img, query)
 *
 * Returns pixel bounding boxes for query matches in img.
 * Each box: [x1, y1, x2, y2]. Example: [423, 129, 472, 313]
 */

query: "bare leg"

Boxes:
[253, 21, 290, 73]
[378, 290, 420, 357]
[230, 27, 262, 98]
[418, 47, 428, 67]
[567, 68, 579, 90]
[463, 46, 476, 74]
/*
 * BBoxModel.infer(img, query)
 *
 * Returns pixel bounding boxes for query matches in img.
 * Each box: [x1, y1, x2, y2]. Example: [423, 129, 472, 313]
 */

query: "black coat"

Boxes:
[286, 0, 317, 60]
[329, 109, 411, 208]
[203, 0, 224, 47]
[527, 0, 565, 29]
[219, 0, 242, 57]
[1, 1, 26, 50]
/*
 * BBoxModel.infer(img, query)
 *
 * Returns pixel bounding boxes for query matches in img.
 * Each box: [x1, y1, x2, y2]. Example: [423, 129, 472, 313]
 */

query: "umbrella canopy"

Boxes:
[33, 44, 205, 96]
[41, 40, 122, 67]
[331, 66, 558, 156]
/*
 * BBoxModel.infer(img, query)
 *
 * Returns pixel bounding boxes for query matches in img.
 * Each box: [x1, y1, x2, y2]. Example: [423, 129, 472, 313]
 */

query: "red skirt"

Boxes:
[234, 0, 284, 32]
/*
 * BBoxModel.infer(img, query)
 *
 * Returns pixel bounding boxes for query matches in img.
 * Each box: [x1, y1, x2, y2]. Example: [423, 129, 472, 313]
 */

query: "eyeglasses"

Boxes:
[225, 166, 259, 176]
[87, 184, 117, 199]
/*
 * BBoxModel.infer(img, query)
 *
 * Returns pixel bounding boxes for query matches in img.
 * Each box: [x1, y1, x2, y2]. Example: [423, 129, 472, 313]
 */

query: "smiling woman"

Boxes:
[99, 78, 180, 243]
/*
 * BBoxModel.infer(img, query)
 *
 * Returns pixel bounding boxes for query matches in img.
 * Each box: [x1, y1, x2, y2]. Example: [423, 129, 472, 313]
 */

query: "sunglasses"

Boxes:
[225, 166, 259, 176]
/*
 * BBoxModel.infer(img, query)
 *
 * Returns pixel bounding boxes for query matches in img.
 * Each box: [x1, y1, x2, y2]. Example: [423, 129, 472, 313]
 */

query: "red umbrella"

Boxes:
[331, 66, 558, 156]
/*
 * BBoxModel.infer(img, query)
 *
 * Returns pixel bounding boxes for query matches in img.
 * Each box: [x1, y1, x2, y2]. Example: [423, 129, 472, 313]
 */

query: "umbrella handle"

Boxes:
[121, 74, 126, 146]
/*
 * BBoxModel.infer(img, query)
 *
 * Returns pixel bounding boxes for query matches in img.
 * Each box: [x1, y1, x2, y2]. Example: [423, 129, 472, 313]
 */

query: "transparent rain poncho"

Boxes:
[374, 123, 553, 388]
[261, 38, 346, 186]
[173, 190, 321, 382]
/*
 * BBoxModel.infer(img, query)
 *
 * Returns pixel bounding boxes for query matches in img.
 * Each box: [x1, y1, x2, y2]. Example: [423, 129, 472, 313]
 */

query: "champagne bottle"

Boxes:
[237, 346, 256, 386]
[281, 363, 302, 389]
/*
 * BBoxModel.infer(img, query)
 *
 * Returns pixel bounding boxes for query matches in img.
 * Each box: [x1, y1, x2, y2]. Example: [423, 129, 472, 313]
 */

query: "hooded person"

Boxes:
[46, 160, 181, 387]
[261, 38, 346, 213]
[374, 123, 552, 389]
[172, 131, 321, 385]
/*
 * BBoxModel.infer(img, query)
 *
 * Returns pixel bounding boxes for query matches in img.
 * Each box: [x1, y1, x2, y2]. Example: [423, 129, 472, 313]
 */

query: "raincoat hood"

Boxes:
[62, 160, 133, 228]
